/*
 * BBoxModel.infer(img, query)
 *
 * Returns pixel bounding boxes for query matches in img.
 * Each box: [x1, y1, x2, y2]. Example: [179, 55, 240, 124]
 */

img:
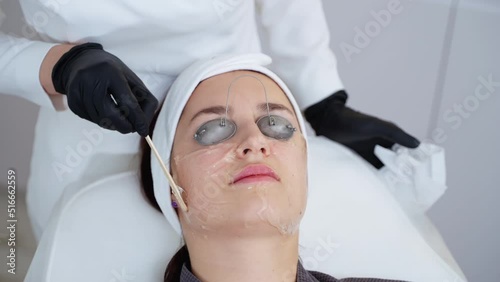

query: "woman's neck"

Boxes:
[184, 232, 299, 282]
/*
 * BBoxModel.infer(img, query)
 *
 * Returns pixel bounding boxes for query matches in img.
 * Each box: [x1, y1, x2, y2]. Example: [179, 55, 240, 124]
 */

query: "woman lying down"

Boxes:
[141, 54, 407, 282]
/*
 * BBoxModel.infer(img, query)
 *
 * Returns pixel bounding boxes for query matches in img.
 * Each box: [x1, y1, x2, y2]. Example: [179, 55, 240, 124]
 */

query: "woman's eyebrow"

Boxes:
[257, 103, 294, 115]
[190, 105, 228, 122]
[190, 103, 293, 123]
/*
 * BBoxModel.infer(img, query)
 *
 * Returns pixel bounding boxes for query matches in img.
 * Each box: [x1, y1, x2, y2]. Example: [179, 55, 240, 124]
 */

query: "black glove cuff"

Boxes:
[304, 90, 348, 132]
[51, 42, 104, 94]
[323, 89, 348, 105]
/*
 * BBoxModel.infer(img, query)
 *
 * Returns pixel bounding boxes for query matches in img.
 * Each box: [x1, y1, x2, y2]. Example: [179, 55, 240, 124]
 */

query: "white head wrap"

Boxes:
[151, 53, 307, 237]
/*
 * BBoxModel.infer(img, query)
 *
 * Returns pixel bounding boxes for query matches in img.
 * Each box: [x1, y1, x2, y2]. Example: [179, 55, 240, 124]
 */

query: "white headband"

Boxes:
[151, 54, 307, 239]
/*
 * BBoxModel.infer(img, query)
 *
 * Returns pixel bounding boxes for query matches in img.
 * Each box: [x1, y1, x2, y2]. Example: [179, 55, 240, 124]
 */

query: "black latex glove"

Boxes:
[304, 90, 420, 168]
[52, 43, 158, 137]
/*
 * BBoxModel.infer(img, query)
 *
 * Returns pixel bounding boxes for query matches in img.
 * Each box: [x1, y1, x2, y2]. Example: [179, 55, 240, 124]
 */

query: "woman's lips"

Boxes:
[232, 164, 280, 184]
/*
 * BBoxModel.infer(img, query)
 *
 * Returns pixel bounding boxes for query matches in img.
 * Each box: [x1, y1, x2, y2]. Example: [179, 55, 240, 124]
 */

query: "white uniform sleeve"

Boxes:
[0, 33, 58, 108]
[255, 0, 344, 109]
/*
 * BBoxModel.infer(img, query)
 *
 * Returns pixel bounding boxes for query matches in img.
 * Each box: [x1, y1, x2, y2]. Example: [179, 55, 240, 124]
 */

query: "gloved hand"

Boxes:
[304, 90, 420, 168]
[52, 43, 158, 137]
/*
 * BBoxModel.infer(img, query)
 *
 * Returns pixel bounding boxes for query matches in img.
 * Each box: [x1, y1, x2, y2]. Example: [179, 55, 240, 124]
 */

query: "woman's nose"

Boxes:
[235, 124, 271, 159]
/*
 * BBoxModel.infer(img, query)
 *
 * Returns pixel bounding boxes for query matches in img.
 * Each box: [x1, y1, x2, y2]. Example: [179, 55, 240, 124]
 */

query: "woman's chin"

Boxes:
[182, 187, 304, 236]
[215, 203, 302, 237]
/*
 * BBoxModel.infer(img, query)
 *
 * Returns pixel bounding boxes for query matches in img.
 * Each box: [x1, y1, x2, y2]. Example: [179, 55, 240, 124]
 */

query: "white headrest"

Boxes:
[25, 136, 466, 282]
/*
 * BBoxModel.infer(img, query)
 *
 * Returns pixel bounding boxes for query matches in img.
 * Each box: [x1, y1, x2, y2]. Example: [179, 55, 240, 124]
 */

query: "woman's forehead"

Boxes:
[188, 71, 291, 109]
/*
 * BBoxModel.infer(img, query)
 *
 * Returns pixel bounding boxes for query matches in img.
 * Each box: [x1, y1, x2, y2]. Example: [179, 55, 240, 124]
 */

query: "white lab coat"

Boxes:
[0, 0, 343, 239]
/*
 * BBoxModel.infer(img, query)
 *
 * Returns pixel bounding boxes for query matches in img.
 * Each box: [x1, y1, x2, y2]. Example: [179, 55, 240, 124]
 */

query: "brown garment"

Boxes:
[179, 261, 409, 282]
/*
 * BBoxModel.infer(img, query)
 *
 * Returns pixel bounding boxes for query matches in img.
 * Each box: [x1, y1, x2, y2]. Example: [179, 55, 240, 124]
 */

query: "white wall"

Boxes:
[321, 0, 499, 281]
[1, 0, 498, 281]
[428, 1, 500, 280]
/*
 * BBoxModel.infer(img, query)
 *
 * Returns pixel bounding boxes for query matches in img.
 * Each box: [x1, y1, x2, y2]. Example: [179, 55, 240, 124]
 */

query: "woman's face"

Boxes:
[171, 70, 307, 238]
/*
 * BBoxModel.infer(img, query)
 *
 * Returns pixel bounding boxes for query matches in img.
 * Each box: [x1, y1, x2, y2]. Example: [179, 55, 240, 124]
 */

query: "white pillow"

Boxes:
[25, 136, 466, 282]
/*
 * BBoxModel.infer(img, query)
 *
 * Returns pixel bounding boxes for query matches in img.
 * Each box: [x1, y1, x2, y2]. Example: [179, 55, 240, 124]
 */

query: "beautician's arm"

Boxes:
[0, 33, 59, 108]
[39, 44, 75, 96]
[1, 33, 157, 135]
[255, 0, 420, 168]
